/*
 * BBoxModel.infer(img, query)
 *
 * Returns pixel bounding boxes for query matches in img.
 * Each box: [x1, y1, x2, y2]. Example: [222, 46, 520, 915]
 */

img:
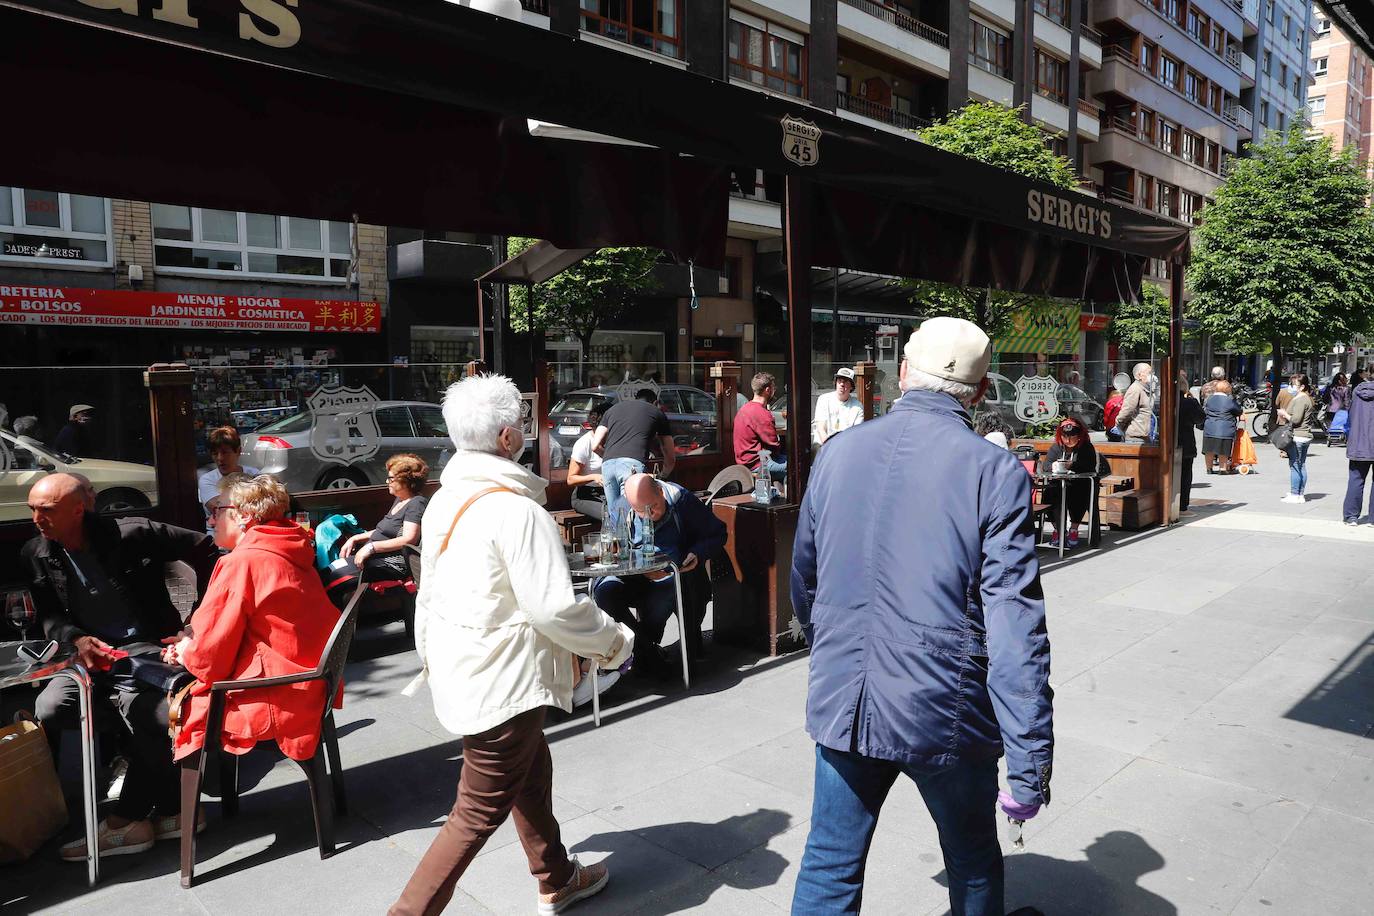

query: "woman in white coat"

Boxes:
[390, 374, 633, 916]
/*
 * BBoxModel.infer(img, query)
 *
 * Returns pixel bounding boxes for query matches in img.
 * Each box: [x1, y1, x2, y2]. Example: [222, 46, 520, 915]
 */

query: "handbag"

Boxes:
[0, 714, 68, 862]
[1271, 422, 1294, 452]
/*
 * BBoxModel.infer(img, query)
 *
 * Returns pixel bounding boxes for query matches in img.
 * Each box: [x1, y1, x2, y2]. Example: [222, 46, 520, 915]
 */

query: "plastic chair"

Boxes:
[179, 576, 366, 888]
[703, 465, 755, 504]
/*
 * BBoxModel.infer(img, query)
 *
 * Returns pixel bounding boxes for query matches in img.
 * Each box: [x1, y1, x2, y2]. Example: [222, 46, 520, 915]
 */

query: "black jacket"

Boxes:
[1177, 394, 1204, 457]
[22, 515, 218, 646]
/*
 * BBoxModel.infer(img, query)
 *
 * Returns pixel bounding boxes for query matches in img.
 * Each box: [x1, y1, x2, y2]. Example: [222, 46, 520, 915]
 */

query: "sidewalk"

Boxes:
[6, 440, 1372, 915]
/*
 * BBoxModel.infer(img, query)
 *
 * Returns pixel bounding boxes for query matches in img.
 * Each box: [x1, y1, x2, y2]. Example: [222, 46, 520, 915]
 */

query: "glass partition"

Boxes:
[974, 359, 1161, 441]
[0, 366, 157, 526]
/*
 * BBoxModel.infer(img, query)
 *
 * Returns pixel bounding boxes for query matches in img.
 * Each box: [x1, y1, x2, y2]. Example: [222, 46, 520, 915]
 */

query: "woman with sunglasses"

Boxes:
[1039, 416, 1098, 548]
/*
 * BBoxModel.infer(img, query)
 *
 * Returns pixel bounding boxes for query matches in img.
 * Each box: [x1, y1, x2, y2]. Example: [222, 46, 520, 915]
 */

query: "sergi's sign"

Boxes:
[0, 286, 381, 333]
[72, 0, 301, 48]
[1026, 190, 1113, 240]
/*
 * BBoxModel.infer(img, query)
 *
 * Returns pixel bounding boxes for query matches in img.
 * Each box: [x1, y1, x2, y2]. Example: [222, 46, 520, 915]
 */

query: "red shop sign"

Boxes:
[1080, 313, 1111, 332]
[0, 286, 381, 334]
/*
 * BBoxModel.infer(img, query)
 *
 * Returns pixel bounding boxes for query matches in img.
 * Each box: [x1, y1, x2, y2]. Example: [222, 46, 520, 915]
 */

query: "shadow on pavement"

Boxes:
[935, 830, 1176, 915]
[1284, 628, 1374, 739]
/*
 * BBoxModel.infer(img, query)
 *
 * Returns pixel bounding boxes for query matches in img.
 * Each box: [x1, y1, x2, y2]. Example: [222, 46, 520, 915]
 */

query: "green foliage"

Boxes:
[506, 238, 659, 345]
[1023, 415, 1064, 439]
[918, 101, 1077, 190]
[899, 103, 1077, 335]
[1107, 282, 1172, 355]
[1189, 122, 1374, 355]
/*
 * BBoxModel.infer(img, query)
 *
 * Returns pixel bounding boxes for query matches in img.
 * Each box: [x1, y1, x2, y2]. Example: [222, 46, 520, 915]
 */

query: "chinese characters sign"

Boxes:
[0, 286, 381, 333]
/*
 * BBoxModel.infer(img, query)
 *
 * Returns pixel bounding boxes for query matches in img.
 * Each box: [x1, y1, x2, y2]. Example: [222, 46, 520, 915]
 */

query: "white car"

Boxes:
[0, 431, 159, 522]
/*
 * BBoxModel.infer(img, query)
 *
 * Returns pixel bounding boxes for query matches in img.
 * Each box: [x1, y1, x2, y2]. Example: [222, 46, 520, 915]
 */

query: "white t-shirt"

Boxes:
[812, 391, 865, 446]
[570, 432, 603, 474]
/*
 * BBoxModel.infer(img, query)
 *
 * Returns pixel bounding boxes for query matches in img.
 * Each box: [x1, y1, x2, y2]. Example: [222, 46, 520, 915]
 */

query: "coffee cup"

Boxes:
[1052, 459, 1069, 474]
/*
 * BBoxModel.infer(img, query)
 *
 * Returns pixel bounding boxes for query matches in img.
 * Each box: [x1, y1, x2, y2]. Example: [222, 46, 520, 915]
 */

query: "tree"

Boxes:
[900, 102, 1077, 336]
[1106, 282, 1171, 356]
[506, 237, 660, 354]
[1190, 121, 1374, 375]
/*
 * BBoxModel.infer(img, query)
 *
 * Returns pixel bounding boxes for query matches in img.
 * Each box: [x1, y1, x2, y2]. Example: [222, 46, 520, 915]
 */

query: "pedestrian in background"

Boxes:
[1177, 371, 1204, 516]
[1203, 380, 1241, 474]
[974, 411, 1014, 449]
[1199, 366, 1226, 403]
[1115, 363, 1156, 443]
[1343, 371, 1374, 525]
[1103, 374, 1127, 442]
[1279, 374, 1315, 504]
[812, 367, 864, 448]
[790, 317, 1052, 916]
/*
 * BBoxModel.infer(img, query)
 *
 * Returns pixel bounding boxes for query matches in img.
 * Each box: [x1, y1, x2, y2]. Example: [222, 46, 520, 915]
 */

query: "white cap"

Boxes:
[834, 367, 855, 381]
[69, 404, 95, 419]
[903, 317, 991, 385]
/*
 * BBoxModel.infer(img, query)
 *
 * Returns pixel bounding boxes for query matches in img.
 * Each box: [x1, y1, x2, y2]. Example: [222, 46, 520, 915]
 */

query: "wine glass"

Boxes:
[6, 590, 36, 642]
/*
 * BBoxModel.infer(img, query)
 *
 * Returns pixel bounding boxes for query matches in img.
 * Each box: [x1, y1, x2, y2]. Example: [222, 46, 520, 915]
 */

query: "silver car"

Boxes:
[240, 400, 558, 492]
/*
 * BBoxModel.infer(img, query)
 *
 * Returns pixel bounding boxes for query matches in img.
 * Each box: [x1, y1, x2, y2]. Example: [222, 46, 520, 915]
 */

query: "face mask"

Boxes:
[506, 428, 527, 465]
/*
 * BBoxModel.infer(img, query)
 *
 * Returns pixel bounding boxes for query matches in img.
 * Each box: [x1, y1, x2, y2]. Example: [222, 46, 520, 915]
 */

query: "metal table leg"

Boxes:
[590, 666, 601, 727]
[1089, 475, 1100, 547]
[670, 561, 690, 690]
[58, 664, 98, 886]
[1058, 479, 1068, 559]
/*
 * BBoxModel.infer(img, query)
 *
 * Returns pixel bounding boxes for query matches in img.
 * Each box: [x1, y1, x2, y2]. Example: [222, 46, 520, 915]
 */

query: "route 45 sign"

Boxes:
[308, 383, 381, 466]
[1013, 375, 1060, 423]
[781, 115, 821, 167]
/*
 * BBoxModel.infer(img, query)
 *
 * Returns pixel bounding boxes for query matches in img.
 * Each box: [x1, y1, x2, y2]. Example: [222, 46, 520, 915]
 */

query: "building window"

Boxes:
[1260, 99, 1270, 126]
[1314, 56, 1329, 76]
[0, 188, 112, 266]
[1185, 70, 1205, 104]
[1186, 10, 1207, 43]
[1263, 50, 1272, 75]
[1210, 84, 1224, 113]
[1277, 111, 1286, 131]
[1034, 0, 1068, 25]
[1138, 107, 1157, 141]
[1181, 131, 1202, 165]
[1211, 29, 1225, 55]
[1206, 141, 1221, 172]
[1158, 119, 1179, 154]
[151, 206, 351, 280]
[969, 19, 1012, 78]
[728, 13, 805, 97]
[1180, 190, 1200, 224]
[1317, 16, 1331, 34]
[1046, 134, 1069, 157]
[1159, 0, 1182, 25]
[1159, 53, 1181, 89]
[1155, 181, 1179, 218]
[1283, 13, 1291, 40]
[1293, 75, 1303, 98]
[580, 0, 682, 59]
[1265, 0, 1274, 24]
[1311, 95, 1326, 117]
[1140, 41, 1158, 76]
[1035, 50, 1068, 103]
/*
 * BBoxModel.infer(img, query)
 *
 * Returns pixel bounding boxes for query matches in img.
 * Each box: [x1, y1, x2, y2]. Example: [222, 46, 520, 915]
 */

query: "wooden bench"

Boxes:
[1100, 488, 1160, 530]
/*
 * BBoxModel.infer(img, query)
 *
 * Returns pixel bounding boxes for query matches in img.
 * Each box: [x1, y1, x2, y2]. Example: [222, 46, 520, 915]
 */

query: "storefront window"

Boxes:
[151, 205, 352, 281]
[0, 187, 112, 266]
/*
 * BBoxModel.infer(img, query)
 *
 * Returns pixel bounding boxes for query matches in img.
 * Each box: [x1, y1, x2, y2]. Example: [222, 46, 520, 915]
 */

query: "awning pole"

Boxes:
[1162, 259, 1185, 525]
[784, 175, 814, 499]
[831, 266, 840, 366]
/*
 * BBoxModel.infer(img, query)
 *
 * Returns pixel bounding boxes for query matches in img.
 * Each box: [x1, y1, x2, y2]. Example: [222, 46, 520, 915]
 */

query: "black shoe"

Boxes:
[631, 645, 670, 679]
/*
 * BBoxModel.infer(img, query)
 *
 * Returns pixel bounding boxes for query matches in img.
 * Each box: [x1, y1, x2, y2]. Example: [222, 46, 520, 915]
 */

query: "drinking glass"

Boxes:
[6, 590, 36, 642]
[581, 533, 601, 562]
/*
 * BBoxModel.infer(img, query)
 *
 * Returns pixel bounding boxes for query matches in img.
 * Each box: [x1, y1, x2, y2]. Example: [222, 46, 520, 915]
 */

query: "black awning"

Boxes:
[480, 243, 596, 286]
[1318, 1, 1374, 59]
[2, 0, 1187, 293]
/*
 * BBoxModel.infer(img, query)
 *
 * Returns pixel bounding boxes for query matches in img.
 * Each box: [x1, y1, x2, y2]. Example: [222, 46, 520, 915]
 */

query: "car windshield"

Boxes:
[552, 394, 611, 413]
[255, 411, 314, 434]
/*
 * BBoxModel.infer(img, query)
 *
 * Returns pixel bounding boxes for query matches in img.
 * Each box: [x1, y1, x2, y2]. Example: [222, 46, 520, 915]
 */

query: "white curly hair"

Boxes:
[441, 373, 523, 453]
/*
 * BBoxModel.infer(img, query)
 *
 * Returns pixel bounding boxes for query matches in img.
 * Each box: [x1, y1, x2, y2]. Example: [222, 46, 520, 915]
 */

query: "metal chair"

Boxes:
[179, 576, 366, 888]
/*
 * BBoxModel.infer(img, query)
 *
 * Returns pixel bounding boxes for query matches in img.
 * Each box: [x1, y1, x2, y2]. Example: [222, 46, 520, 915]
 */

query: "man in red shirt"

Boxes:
[734, 372, 786, 482]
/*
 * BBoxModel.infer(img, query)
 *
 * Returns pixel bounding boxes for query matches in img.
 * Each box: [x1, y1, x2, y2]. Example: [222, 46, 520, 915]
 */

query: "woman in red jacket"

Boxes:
[163, 474, 339, 767]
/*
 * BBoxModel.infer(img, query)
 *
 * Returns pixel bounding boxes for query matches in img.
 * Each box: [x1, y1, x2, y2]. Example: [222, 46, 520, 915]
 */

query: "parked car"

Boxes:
[242, 399, 558, 491]
[1055, 384, 1106, 430]
[0, 430, 158, 521]
[547, 385, 718, 457]
[975, 373, 1107, 434]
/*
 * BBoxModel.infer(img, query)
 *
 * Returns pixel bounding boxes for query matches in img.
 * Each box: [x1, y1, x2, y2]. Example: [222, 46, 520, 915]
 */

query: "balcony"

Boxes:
[1223, 101, 1253, 132]
[519, 0, 547, 13]
[1075, 98, 1103, 140]
[1096, 116, 1226, 192]
[836, 90, 931, 130]
[1095, 44, 1241, 139]
[837, 0, 948, 47]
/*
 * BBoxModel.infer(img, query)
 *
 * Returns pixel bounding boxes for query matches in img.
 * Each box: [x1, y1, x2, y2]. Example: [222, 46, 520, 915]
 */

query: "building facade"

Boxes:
[1310, 4, 1374, 177]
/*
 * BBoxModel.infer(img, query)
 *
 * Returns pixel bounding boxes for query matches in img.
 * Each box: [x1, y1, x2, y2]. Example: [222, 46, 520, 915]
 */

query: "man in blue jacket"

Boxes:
[594, 473, 726, 675]
[790, 317, 1053, 916]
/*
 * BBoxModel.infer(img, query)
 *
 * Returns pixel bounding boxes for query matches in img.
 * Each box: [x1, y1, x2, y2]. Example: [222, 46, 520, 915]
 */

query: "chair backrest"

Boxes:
[317, 577, 367, 718]
[704, 464, 755, 504]
[403, 544, 422, 585]
[165, 561, 198, 623]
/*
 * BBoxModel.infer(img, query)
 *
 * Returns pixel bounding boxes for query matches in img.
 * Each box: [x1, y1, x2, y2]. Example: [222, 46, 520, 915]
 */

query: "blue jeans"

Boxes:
[763, 455, 788, 483]
[600, 457, 644, 522]
[792, 745, 1002, 916]
[1345, 460, 1372, 522]
[1286, 438, 1311, 495]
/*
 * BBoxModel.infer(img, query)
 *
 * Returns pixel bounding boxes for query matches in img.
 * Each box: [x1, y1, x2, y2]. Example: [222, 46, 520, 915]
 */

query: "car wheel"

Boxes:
[316, 468, 369, 490]
[95, 489, 151, 514]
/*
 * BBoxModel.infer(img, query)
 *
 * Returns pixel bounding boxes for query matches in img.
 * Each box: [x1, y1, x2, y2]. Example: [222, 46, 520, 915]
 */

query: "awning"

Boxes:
[1318, 1, 1374, 59]
[480, 242, 596, 286]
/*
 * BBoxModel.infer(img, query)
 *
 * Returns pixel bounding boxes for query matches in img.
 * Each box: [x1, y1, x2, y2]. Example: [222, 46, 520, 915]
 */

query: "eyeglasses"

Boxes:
[209, 504, 232, 517]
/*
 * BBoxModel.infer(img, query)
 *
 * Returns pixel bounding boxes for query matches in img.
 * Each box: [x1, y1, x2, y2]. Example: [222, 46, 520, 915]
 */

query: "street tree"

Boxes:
[900, 102, 1077, 337]
[1190, 121, 1374, 390]
[506, 237, 660, 354]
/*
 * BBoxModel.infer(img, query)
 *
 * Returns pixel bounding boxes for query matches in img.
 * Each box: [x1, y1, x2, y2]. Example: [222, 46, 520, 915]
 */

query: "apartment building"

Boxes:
[1249, 0, 1314, 140]
[1310, 4, 1374, 180]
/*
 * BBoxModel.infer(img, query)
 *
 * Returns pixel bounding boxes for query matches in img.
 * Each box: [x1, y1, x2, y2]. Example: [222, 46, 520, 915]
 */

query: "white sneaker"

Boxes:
[571, 669, 621, 707]
[1282, 493, 1306, 504]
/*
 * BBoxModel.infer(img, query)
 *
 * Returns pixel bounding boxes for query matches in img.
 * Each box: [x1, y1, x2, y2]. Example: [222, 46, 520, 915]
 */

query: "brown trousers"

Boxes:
[389, 707, 574, 915]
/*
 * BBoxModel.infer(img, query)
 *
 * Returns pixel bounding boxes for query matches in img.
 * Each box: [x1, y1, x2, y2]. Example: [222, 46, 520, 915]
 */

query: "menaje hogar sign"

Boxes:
[1026, 190, 1112, 240]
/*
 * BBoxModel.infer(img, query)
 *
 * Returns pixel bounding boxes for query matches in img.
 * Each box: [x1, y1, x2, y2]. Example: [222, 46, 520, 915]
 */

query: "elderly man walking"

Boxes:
[790, 317, 1053, 916]
[391, 374, 634, 916]
[1115, 362, 1157, 443]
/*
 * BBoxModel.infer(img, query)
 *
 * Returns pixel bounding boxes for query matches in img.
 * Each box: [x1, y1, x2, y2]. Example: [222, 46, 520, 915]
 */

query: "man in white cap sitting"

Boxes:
[54, 404, 96, 456]
[790, 316, 1054, 916]
[811, 367, 864, 448]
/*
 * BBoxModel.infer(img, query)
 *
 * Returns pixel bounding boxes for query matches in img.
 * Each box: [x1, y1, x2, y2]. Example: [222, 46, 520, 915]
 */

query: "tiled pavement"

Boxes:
[5, 441, 1372, 914]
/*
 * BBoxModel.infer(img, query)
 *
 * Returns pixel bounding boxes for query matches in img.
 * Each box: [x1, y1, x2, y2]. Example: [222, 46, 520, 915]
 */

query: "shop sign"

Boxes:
[307, 384, 380, 467]
[1013, 375, 1060, 423]
[781, 115, 821, 167]
[3, 241, 84, 259]
[994, 303, 1080, 356]
[0, 286, 381, 333]
[1080, 313, 1111, 332]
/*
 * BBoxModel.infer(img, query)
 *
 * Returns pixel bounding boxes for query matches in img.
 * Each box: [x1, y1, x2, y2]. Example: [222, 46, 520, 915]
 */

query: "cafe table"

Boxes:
[0, 640, 99, 885]
[1032, 471, 1100, 558]
[569, 551, 688, 726]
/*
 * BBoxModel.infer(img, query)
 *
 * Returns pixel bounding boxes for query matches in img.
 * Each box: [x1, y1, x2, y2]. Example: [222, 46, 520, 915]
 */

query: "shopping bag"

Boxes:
[1232, 428, 1258, 473]
[0, 716, 69, 862]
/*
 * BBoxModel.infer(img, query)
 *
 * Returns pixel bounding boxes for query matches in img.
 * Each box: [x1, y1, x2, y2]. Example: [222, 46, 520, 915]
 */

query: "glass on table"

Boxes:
[5, 589, 36, 641]
[581, 533, 602, 562]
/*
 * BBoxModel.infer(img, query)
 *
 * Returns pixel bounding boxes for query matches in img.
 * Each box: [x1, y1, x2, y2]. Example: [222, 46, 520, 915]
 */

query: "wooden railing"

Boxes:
[837, 0, 950, 48]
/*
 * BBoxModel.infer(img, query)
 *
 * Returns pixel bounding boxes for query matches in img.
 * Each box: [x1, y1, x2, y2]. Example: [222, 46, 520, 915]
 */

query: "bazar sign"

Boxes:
[72, 0, 302, 48]
[0, 286, 381, 333]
